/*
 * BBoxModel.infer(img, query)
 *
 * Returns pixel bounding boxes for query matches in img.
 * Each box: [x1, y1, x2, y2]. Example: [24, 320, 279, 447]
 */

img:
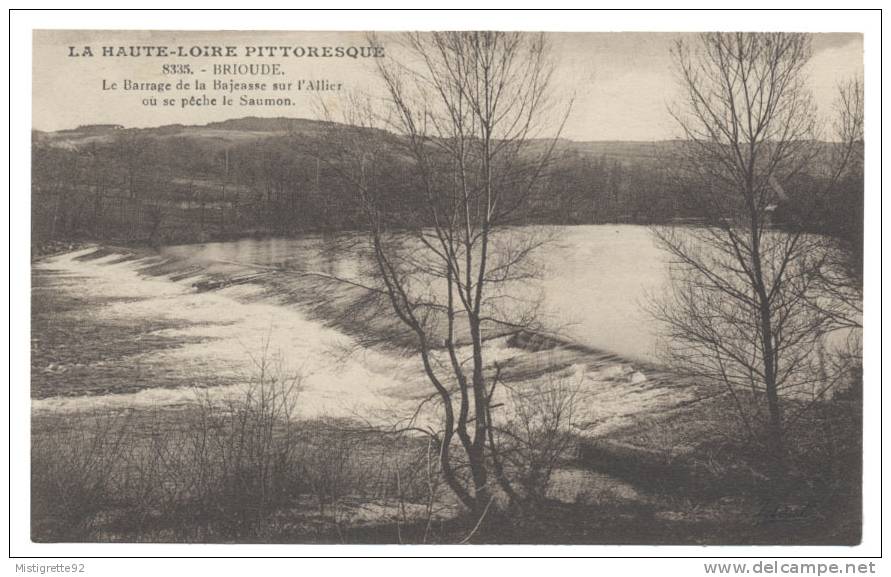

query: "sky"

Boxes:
[32, 31, 863, 141]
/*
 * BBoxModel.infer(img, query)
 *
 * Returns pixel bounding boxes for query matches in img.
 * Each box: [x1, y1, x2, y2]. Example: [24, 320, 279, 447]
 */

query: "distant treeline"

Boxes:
[30, 118, 862, 249]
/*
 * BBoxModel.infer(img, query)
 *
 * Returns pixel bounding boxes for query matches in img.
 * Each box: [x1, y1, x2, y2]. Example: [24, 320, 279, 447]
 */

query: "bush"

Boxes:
[31, 357, 452, 542]
[494, 374, 584, 503]
[31, 410, 133, 541]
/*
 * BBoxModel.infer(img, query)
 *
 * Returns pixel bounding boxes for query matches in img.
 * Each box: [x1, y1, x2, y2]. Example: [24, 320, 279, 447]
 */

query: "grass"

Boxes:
[30, 339, 862, 544]
[31, 385, 861, 544]
[577, 388, 862, 543]
[32, 408, 461, 543]
[31, 358, 466, 544]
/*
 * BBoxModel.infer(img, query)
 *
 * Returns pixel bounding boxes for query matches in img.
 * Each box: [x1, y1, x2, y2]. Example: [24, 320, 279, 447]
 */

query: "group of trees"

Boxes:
[536, 150, 684, 224]
[31, 131, 368, 244]
[33, 100, 861, 249]
[312, 31, 864, 517]
[32, 127, 693, 247]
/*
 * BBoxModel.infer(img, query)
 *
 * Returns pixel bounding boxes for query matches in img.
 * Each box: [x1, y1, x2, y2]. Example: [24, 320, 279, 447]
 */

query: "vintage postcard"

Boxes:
[19, 14, 873, 559]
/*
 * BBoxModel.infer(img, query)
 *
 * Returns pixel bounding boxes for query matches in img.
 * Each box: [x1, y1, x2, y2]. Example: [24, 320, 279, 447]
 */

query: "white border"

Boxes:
[6, 7, 885, 571]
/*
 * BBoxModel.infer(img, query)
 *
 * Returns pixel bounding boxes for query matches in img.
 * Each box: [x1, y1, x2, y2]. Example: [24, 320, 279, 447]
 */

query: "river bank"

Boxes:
[31, 398, 860, 544]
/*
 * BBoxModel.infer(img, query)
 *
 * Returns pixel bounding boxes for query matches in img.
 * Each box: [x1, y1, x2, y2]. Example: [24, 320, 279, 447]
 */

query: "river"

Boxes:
[158, 225, 670, 361]
[30, 225, 697, 432]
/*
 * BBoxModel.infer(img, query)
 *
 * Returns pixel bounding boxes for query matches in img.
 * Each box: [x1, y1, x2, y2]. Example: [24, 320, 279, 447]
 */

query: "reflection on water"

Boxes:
[161, 225, 669, 362]
[538, 226, 667, 361]
[162, 233, 364, 279]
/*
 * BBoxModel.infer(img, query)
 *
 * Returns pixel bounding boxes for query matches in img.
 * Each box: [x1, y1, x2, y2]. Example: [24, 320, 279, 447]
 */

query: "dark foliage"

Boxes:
[32, 118, 862, 250]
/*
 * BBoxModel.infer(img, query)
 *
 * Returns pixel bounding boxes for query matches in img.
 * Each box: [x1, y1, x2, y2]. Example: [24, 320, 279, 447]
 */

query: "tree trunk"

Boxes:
[468, 316, 489, 496]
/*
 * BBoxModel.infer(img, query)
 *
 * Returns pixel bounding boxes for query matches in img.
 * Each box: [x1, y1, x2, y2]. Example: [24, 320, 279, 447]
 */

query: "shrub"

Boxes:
[494, 374, 584, 503]
[31, 410, 133, 541]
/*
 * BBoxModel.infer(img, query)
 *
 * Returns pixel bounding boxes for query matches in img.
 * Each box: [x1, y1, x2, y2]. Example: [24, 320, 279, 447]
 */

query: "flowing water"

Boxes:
[31, 225, 695, 433]
[155, 225, 670, 361]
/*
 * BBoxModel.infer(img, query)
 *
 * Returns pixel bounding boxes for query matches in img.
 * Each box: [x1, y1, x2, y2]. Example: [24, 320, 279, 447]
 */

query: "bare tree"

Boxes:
[812, 77, 864, 332]
[314, 32, 567, 515]
[651, 33, 861, 487]
[494, 374, 583, 503]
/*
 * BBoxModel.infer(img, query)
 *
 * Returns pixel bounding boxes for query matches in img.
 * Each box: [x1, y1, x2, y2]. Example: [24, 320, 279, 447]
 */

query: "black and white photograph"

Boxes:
[9, 8, 882, 568]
